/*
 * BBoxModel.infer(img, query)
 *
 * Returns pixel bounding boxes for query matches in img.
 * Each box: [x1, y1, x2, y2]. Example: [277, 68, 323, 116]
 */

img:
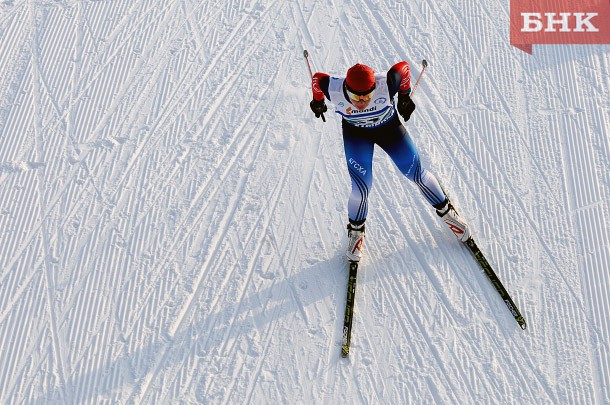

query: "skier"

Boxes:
[309, 61, 471, 262]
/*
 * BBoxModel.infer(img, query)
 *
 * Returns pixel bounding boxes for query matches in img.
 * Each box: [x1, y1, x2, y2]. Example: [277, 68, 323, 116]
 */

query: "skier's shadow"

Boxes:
[34, 252, 358, 403]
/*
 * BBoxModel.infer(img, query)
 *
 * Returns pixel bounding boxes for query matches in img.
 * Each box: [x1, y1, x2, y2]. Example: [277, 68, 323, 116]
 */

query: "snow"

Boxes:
[1, 0, 609, 403]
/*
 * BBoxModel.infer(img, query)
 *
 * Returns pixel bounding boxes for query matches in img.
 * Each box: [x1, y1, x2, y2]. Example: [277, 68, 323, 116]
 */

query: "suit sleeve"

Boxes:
[312, 72, 330, 101]
[387, 61, 412, 98]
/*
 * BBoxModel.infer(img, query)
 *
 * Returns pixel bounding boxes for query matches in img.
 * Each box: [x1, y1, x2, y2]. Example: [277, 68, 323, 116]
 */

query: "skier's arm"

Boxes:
[312, 72, 330, 101]
[387, 61, 412, 98]
[310, 72, 330, 120]
[387, 62, 415, 122]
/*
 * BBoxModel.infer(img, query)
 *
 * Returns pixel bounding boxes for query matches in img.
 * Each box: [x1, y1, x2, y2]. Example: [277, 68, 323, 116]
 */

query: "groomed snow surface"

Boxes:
[1, 1, 609, 403]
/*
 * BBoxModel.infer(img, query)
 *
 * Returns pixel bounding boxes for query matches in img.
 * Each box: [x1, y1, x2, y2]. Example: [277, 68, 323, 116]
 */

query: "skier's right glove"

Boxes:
[397, 93, 416, 122]
[310, 99, 327, 119]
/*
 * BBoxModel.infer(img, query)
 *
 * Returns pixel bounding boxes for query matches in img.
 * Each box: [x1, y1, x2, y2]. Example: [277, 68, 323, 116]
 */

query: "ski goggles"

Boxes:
[347, 89, 374, 102]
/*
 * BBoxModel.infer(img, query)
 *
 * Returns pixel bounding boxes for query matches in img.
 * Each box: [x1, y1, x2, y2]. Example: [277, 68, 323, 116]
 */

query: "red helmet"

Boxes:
[346, 64, 376, 94]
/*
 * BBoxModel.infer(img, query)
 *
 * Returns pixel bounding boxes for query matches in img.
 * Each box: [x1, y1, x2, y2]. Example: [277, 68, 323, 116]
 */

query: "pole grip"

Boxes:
[304, 49, 326, 122]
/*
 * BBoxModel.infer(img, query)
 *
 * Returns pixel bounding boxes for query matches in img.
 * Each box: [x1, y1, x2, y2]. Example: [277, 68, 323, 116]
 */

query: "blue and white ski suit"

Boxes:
[312, 63, 447, 224]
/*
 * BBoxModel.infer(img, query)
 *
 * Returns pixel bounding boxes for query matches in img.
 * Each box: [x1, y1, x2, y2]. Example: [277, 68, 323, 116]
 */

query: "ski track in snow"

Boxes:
[0, 0, 608, 403]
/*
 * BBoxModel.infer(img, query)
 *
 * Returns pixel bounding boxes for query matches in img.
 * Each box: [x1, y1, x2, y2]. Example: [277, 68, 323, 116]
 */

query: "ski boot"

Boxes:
[346, 221, 365, 262]
[436, 200, 471, 242]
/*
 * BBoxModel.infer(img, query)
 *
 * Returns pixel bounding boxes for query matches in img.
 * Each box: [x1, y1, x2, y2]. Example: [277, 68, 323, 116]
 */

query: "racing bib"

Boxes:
[328, 76, 396, 128]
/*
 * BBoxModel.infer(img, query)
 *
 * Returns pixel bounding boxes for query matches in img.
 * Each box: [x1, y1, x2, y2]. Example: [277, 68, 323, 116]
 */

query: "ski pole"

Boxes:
[303, 49, 326, 122]
[410, 59, 428, 97]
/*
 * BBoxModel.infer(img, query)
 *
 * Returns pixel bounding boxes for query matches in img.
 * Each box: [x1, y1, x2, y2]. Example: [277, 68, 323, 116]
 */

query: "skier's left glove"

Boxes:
[397, 93, 416, 122]
[310, 99, 327, 119]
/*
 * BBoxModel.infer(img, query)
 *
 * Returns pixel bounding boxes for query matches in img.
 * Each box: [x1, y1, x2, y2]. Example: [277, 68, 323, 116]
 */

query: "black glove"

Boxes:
[397, 93, 416, 122]
[310, 99, 327, 119]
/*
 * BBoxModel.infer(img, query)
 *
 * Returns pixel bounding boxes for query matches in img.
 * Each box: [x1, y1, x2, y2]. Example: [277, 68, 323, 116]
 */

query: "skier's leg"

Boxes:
[377, 122, 446, 207]
[378, 121, 471, 241]
[343, 125, 374, 261]
[343, 126, 374, 224]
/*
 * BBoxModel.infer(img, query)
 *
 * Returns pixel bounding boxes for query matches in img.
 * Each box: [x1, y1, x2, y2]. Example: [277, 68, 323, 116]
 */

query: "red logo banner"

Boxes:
[510, 0, 610, 54]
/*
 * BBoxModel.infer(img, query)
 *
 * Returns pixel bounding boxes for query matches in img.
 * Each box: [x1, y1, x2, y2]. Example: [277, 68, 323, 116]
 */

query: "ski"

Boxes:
[341, 261, 359, 357]
[464, 237, 527, 330]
